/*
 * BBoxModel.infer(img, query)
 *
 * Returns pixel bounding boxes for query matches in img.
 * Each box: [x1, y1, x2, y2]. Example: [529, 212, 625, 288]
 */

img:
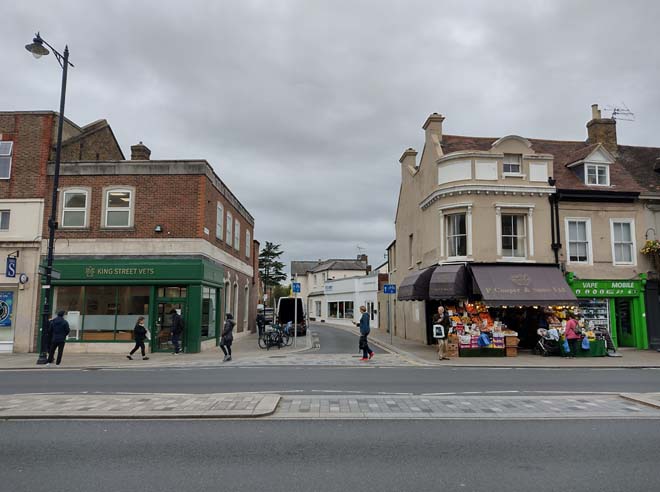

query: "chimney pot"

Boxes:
[591, 104, 601, 120]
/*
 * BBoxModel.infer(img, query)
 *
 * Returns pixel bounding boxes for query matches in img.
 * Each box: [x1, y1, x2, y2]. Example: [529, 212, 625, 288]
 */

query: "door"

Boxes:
[615, 298, 635, 347]
[153, 302, 185, 352]
[0, 289, 16, 352]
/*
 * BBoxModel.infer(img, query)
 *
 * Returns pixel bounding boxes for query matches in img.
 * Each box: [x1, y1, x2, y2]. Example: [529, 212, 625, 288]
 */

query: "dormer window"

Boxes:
[503, 154, 522, 174]
[585, 163, 609, 186]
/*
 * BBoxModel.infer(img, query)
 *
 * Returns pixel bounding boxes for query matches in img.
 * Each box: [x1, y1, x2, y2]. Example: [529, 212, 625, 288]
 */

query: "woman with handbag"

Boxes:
[220, 313, 235, 362]
[564, 314, 581, 359]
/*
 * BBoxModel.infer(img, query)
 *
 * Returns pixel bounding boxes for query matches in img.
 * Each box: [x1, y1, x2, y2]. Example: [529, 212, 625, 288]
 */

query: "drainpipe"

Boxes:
[548, 177, 560, 264]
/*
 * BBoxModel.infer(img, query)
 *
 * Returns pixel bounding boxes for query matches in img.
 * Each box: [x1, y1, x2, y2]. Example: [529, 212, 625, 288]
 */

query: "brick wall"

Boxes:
[59, 125, 124, 161]
[0, 113, 53, 199]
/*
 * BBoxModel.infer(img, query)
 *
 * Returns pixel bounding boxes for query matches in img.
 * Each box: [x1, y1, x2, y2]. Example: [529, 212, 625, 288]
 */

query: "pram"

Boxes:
[534, 328, 561, 356]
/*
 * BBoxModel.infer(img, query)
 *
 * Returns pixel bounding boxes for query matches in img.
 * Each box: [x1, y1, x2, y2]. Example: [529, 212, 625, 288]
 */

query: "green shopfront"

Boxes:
[44, 258, 224, 353]
[566, 273, 649, 349]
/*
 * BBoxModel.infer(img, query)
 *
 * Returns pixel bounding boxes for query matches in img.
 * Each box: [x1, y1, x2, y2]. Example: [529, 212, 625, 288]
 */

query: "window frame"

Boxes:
[501, 213, 527, 259]
[0, 141, 13, 180]
[216, 203, 224, 240]
[245, 229, 251, 257]
[445, 212, 468, 259]
[103, 187, 134, 228]
[0, 210, 10, 231]
[502, 153, 522, 175]
[565, 218, 592, 265]
[234, 219, 240, 250]
[585, 163, 610, 186]
[61, 189, 89, 229]
[610, 219, 636, 266]
[226, 211, 233, 245]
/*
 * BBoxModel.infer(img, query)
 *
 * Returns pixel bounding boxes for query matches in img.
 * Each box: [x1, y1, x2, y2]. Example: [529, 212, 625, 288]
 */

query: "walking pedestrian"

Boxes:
[357, 305, 374, 361]
[47, 310, 70, 366]
[432, 306, 451, 360]
[220, 313, 235, 361]
[256, 309, 266, 337]
[170, 309, 184, 354]
[564, 313, 581, 359]
[127, 316, 150, 360]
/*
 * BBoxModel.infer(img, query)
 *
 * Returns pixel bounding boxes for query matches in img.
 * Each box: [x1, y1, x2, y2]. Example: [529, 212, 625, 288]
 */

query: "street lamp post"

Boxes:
[26, 33, 74, 364]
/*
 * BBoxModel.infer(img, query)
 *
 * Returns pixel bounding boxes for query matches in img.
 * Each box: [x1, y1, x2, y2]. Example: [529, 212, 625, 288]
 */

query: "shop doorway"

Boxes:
[615, 298, 635, 347]
[153, 302, 185, 353]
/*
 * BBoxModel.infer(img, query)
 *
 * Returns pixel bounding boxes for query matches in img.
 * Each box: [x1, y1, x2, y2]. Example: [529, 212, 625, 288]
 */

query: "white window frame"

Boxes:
[234, 219, 240, 250]
[438, 203, 473, 259]
[502, 154, 522, 175]
[0, 210, 10, 231]
[226, 212, 233, 244]
[495, 204, 535, 260]
[245, 229, 251, 257]
[565, 218, 593, 265]
[103, 188, 133, 228]
[610, 219, 636, 266]
[585, 163, 610, 186]
[216, 203, 224, 240]
[0, 141, 13, 179]
[61, 189, 89, 228]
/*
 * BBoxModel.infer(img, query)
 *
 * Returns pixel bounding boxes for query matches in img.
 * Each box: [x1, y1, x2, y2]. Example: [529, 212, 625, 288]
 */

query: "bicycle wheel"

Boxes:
[258, 335, 267, 349]
[281, 331, 291, 346]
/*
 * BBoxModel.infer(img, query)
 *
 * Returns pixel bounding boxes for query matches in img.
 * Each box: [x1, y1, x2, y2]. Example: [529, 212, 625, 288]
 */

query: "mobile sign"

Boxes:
[5, 257, 16, 278]
[0, 291, 13, 327]
[383, 284, 396, 294]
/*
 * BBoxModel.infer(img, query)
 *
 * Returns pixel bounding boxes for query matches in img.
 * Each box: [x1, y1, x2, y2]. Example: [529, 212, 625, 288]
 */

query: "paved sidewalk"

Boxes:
[620, 392, 660, 409]
[0, 392, 280, 419]
[0, 331, 311, 370]
[273, 394, 660, 419]
[322, 322, 660, 368]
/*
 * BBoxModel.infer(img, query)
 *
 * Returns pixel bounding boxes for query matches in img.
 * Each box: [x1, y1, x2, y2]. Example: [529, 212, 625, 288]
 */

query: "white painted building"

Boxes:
[311, 273, 381, 329]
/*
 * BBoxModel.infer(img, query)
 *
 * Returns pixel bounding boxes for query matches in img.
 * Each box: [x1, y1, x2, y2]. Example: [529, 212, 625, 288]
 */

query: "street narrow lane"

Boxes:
[310, 322, 385, 354]
[2, 420, 659, 492]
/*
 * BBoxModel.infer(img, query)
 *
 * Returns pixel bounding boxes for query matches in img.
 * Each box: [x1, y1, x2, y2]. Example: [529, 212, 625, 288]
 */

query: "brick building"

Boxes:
[0, 111, 259, 353]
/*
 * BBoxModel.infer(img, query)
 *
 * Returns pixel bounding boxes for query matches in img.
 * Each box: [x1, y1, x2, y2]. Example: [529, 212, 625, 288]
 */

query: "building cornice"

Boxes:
[420, 184, 555, 210]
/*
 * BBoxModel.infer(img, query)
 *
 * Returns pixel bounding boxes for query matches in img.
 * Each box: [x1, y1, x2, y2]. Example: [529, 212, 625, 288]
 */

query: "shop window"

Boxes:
[246, 230, 251, 257]
[503, 154, 522, 174]
[586, 164, 609, 186]
[244, 285, 249, 331]
[328, 302, 338, 318]
[315, 301, 321, 317]
[0, 141, 13, 179]
[104, 189, 132, 227]
[201, 286, 217, 339]
[446, 213, 467, 257]
[327, 301, 353, 319]
[62, 190, 88, 228]
[226, 212, 233, 244]
[611, 220, 635, 265]
[158, 286, 187, 298]
[234, 219, 240, 250]
[216, 203, 224, 240]
[566, 219, 591, 264]
[501, 214, 526, 258]
[0, 210, 9, 231]
[83, 286, 117, 341]
[115, 286, 150, 341]
[233, 283, 239, 330]
[54, 286, 84, 340]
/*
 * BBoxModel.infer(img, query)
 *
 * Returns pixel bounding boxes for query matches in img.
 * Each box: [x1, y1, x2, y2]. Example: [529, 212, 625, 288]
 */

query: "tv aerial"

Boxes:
[602, 102, 635, 121]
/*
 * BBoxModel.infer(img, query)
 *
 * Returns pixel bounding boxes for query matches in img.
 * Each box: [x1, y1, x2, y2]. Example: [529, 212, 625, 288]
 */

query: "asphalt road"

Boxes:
[2, 366, 660, 395]
[2, 420, 658, 492]
[312, 322, 385, 354]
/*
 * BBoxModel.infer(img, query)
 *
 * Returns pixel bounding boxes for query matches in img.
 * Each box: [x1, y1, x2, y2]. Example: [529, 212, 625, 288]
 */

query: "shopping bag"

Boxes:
[562, 339, 570, 353]
[581, 337, 590, 350]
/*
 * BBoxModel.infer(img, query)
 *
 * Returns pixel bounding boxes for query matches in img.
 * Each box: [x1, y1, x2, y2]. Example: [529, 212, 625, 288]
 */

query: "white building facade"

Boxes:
[312, 273, 381, 329]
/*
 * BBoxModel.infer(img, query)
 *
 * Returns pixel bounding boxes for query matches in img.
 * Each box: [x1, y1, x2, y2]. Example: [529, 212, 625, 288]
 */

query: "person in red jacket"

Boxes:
[564, 314, 581, 359]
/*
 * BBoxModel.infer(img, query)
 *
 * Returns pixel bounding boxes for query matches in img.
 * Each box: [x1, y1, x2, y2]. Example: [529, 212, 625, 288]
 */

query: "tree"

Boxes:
[259, 241, 287, 306]
[273, 284, 291, 306]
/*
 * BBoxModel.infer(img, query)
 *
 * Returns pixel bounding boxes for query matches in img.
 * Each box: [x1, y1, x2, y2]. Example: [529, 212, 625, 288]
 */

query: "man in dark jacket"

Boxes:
[256, 310, 266, 337]
[170, 309, 184, 354]
[220, 313, 235, 362]
[47, 310, 70, 366]
[357, 305, 374, 361]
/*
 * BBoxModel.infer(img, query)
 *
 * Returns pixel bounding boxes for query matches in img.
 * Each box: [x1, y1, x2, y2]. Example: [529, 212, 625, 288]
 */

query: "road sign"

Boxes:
[292, 282, 301, 294]
[5, 257, 16, 278]
[384, 284, 396, 294]
[38, 266, 61, 280]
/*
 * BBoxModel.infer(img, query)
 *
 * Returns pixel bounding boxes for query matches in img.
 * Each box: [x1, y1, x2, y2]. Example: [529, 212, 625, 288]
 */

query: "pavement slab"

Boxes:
[619, 392, 660, 409]
[0, 392, 280, 419]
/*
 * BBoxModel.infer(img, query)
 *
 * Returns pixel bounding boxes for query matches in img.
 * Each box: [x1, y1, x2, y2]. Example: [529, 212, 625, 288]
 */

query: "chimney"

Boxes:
[422, 112, 445, 144]
[399, 147, 418, 176]
[586, 104, 617, 154]
[357, 254, 368, 263]
[131, 141, 151, 160]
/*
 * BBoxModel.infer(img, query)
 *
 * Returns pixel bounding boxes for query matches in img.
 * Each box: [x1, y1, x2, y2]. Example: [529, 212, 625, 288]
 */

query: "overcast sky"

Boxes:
[4, 1, 660, 276]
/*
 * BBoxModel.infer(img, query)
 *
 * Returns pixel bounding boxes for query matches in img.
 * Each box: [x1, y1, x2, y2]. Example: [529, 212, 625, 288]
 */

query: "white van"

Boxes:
[276, 297, 307, 336]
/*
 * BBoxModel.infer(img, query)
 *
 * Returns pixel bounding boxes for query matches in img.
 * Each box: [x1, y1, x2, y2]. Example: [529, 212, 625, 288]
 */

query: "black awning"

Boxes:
[470, 264, 577, 306]
[397, 266, 436, 301]
[429, 264, 468, 299]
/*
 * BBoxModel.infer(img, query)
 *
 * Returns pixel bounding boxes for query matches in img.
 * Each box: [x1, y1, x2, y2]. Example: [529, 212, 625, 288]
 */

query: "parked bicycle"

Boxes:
[258, 323, 292, 350]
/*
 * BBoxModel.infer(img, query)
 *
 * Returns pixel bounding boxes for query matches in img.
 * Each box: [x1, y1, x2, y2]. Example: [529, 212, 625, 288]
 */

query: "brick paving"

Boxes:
[0, 393, 280, 419]
[272, 394, 660, 419]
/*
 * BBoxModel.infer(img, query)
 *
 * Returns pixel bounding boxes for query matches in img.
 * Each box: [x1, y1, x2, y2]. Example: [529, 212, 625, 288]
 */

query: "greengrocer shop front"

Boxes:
[565, 273, 648, 349]
[43, 258, 224, 354]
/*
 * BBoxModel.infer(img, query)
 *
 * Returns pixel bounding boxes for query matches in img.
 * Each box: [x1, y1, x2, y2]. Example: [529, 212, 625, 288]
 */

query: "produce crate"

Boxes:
[459, 348, 506, 357]
[505, 337, 520, 347]
[505, 347, 518, 357]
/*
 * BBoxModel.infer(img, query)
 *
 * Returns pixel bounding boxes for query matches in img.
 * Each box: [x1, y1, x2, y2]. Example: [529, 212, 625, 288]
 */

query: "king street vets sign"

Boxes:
[571, 279, 641, 298]
[0, 291, 13, 327]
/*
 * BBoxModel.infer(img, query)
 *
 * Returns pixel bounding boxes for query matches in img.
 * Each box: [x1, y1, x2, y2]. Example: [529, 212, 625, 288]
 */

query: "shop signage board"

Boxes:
[570, 279, 642, 298]
[5, 257, 16, 278]
[0, 291, 13, 327]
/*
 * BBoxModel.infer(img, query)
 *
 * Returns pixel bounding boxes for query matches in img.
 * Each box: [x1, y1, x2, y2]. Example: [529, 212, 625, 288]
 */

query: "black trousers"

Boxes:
[220, 340, 232, 356]
[48, 342, 66, 365]
[359, 335, 373, 358]
[130, 341, 146, 356]
[568, 338, 580, 357]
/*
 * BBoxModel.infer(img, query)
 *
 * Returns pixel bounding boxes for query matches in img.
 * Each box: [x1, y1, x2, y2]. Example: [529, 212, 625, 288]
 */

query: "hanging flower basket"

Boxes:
[641, 240, 660, 271]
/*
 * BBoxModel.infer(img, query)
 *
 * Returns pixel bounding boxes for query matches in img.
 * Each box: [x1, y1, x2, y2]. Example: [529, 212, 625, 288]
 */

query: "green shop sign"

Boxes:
[569, 279, 642, 298]
[51, 258, 224, 285]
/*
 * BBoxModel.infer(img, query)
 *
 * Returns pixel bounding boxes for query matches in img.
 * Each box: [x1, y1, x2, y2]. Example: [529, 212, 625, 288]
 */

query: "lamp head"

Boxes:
[25, 34, 49, 59]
